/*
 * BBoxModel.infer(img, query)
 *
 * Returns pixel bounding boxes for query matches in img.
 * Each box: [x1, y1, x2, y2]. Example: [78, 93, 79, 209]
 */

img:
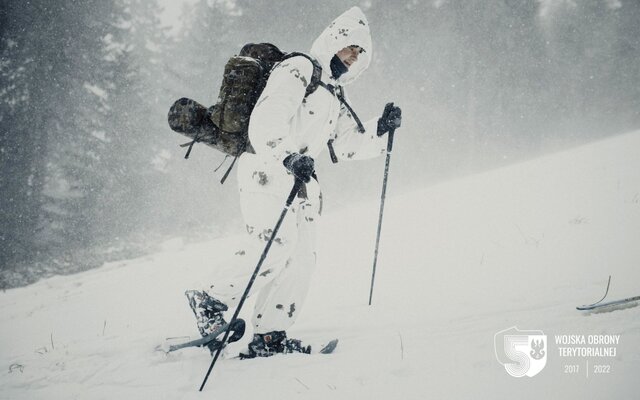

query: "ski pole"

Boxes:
[368, 126, 396, 306]
[199, 178, 304, 391]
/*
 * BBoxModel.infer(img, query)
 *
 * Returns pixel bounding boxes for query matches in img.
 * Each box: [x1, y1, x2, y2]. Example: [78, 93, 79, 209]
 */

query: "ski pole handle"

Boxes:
[387, 127, 395, 153]
[287, 178, 304, 205]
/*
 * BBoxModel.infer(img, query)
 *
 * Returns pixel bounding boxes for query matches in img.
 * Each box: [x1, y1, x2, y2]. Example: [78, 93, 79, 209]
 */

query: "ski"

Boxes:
[577, 295, 640, 311]
[576, 276, 640, 312]
[237, 338, 339, 359]
[156, 318, 245, 353]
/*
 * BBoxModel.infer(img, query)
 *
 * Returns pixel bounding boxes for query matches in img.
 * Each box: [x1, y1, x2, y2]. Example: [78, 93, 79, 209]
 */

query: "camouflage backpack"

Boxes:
[168, 43, 321, 179]
[211, 43, 323, 139]
[168, 42, 364, 183]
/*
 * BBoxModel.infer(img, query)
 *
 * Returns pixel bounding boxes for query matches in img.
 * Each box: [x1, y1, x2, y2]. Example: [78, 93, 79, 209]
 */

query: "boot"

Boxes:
[242, 330, 311, 358]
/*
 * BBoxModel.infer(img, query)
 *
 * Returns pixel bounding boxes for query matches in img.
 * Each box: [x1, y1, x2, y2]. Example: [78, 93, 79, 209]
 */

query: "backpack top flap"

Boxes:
[239, 43, 285, 68]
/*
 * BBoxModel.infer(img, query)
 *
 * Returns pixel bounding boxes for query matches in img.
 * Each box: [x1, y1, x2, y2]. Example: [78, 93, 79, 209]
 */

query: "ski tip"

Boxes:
[576, 298, 640, 312]
[155, 342, 171, 353]
[319, 339, 339, 354]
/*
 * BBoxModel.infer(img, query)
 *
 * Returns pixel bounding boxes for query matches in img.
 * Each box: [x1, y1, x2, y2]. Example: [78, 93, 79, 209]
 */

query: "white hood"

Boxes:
[309, 7, 373, 85]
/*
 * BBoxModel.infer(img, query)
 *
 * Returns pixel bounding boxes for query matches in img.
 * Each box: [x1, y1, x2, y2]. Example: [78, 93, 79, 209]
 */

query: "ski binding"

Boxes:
[156, 318, 245, 353]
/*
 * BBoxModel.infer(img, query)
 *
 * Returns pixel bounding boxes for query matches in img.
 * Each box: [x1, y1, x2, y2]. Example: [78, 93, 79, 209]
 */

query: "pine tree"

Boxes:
[1, 0, 123, 285]
[0, 1, 47, 270]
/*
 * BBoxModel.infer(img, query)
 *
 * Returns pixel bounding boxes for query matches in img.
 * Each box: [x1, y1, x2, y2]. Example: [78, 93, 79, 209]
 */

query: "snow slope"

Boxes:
[2, 131, 639, 399]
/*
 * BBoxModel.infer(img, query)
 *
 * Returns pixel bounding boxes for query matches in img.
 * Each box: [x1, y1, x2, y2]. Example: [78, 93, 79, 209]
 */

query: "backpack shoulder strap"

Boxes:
[282, 52, 323, 98]
[279, 53, 365, 164]
[340, 87, 365, 133]
[334, 85, 366, 133]
[310, 82, 365, 134]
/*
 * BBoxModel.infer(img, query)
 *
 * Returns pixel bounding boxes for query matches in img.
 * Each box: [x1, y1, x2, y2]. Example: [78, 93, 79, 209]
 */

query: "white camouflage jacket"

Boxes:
[238, 7, 387, 195]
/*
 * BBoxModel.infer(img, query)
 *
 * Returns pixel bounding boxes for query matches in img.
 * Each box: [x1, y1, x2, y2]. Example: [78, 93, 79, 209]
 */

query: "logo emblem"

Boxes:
[494, 326, 547, 377]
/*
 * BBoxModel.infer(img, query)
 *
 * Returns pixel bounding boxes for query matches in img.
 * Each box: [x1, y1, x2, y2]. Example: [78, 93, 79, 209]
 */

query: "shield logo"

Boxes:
[494, 326, 547, 377]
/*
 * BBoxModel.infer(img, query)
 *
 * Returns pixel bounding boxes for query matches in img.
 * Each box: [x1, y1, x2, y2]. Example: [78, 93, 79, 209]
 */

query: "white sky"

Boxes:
[157, 0, 196, 35]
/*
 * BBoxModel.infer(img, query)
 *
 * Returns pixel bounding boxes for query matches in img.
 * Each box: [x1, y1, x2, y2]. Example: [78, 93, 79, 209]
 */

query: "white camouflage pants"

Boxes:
[208, 178, 321, 334]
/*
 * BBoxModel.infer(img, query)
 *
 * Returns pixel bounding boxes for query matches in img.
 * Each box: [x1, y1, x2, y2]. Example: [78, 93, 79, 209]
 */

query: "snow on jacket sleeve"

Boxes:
[331, 96, 387, 161]
[248, 56, 314, 161]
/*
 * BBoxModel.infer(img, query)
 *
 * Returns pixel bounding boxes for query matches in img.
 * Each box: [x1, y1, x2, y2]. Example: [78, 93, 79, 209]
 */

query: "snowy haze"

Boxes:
[1, 0, 639, 287]
[1, 2, 640, 397]
[1, 131, 639, 398]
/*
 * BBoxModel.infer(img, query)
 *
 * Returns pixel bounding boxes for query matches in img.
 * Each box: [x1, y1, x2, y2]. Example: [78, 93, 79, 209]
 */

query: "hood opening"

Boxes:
[309, 7, 372, 85]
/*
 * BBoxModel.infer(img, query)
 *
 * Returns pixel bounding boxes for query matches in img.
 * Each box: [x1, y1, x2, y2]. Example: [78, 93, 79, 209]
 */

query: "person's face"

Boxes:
[336, 46, 363, 69]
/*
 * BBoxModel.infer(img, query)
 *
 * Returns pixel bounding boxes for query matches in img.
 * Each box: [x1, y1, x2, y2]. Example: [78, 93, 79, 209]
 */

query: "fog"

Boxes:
[1, 0, 639, 288]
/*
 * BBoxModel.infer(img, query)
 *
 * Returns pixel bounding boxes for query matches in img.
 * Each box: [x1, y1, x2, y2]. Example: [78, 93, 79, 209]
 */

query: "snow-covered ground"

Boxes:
[2, 131, 639, 399]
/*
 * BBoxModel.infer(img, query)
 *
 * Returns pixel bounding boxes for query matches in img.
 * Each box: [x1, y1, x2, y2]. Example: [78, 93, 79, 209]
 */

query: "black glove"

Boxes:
[283, 153, 315, 183]
[377, 102, 402, 136]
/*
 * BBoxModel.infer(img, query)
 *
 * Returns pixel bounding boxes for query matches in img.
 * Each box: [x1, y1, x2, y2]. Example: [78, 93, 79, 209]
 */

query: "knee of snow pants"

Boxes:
[251, 198, 319, 333]
[207, 189, 300, 306]
[208, 177, 322, 333]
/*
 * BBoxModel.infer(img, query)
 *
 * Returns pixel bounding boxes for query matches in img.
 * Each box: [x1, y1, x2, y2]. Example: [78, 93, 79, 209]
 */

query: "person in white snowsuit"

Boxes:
[186, 6, 401, 357]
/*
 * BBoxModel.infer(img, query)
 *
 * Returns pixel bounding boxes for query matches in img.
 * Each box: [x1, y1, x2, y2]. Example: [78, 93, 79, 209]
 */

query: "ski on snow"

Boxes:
[236, 339, 339, 359]
[156, 319, 246, 353]
[156, 319, 338, 357]
[576, 275, 640, 312]
[577, 295, 640, 311]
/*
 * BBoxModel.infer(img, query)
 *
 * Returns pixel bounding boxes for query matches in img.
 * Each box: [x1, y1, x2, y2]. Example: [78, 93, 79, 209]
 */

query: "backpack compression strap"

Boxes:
[282, 52, 365, 132]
